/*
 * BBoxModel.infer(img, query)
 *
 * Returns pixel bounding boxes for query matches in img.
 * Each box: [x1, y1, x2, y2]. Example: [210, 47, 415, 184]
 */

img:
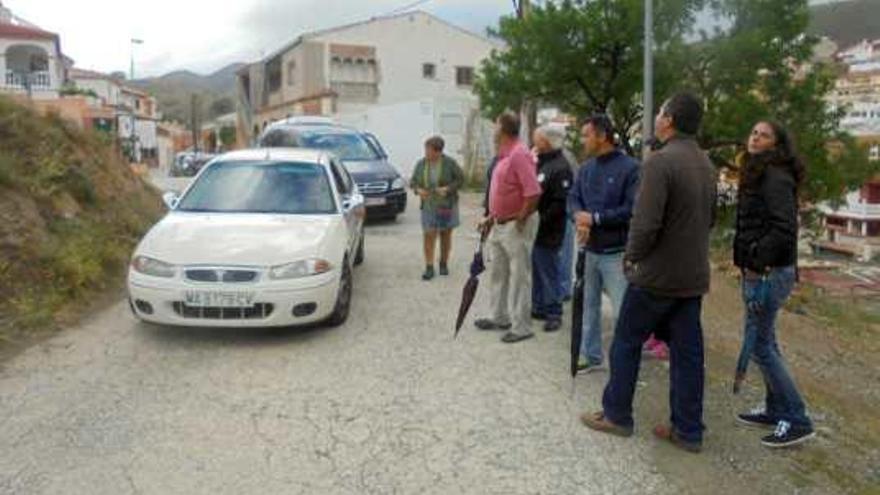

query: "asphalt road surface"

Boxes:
[0, 180, 671, 494]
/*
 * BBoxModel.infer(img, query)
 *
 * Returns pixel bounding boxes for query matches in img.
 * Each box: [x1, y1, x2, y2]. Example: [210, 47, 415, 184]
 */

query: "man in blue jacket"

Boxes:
[570, 114, 640, 372]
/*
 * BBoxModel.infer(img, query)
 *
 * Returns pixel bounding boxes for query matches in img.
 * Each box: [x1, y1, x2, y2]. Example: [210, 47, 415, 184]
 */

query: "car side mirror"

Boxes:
[162, 191, 179, 210]
[343, 193, 364, 211]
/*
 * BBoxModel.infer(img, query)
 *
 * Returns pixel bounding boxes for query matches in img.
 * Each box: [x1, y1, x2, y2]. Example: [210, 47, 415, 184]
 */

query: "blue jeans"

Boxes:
[602, 286, 706, 443]
[580, 251, 628, 365]
[559, 218, 575, 298]
[532, 245, 563, 319]
[742, 266, 812, 429]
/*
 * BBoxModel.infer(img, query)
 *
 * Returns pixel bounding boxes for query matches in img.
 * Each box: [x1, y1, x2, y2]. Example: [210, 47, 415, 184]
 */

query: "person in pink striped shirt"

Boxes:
[474, 111, 543, 344]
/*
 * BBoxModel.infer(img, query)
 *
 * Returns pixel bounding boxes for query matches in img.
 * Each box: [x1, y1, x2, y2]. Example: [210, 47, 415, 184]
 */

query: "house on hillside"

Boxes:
[0, 1, 68, 99]
[237, 11, 501, 175]
[69, 68, 161, 164]
[817, 38, 880, 261]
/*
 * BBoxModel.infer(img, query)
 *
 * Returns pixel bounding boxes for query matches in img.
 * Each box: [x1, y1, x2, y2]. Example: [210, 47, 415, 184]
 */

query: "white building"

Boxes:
[69, 68, 161, 163]
[237, 11, 501, 175]
[837, 39, 880, 74]
[0, 2, 66, 99]
[69, 68, 123, 107]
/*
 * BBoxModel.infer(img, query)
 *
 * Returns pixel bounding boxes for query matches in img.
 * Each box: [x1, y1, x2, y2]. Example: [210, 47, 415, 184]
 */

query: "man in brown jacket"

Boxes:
[581, 93, 716, 453]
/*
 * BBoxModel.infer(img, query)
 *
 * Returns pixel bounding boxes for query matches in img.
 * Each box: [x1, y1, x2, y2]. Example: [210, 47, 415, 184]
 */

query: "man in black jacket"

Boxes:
[582, 93, 717, 453]
[531, 125, 574, 331]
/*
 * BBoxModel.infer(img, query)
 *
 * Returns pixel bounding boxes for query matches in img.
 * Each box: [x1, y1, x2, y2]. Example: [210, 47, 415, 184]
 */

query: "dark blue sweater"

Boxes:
[569, 150, 640, 254]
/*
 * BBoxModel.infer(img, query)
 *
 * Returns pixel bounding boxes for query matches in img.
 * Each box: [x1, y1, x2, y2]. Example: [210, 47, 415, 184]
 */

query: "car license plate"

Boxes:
[184, 290, 255, 308]
[365, 197, 386, 206]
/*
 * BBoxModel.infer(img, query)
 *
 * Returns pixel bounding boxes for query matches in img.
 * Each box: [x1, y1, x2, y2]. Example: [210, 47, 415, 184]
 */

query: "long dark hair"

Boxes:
[739, 121, 807, 193]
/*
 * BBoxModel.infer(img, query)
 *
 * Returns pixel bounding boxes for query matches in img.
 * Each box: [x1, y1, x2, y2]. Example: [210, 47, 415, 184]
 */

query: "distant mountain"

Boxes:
[131, 63, 245, 125]
[809, 0, 880, 50]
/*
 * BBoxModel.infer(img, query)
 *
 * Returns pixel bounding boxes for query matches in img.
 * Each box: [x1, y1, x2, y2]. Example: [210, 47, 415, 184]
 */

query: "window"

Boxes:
[287, 61, 296, 87]
[423, 63, 436, 79]
[176, 161, 337, 214]
[870, 144, 880, 162]
[456, 66, 474, 86]
[330, 159, 353, 195]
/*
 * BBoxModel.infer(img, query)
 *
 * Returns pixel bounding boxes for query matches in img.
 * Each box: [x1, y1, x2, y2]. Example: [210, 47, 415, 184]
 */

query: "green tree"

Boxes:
[209, 97, 235, 119]
[684, 0, 877, 203]
[476, 0, 878, 203]
[475, 0, 704, 154]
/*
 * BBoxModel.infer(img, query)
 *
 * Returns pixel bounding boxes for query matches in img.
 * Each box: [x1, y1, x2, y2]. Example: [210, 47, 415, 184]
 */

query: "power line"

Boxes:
[386, 0, 433, 16]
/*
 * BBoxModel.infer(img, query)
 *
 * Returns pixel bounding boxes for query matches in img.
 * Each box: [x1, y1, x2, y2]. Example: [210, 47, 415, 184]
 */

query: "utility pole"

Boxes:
[190, 93, 200, 154]
[516, 0, 536, 145]
[129, 38, 143, 163]
[642, 0, 654, 158]
[130, 39, 143, 80]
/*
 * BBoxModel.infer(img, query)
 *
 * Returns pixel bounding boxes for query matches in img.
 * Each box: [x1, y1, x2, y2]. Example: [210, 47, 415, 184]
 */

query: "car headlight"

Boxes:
[269, 258, 333, 280]
[391, 177, 405, 190]
[131, 256, 177, 278]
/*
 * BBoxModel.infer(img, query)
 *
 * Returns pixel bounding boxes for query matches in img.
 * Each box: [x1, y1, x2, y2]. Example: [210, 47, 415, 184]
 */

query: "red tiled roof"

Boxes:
[0, 22, 58, 41]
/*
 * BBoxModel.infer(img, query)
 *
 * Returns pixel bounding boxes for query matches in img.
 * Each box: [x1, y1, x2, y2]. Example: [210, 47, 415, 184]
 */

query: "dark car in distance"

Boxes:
[258, 121, 407, 220]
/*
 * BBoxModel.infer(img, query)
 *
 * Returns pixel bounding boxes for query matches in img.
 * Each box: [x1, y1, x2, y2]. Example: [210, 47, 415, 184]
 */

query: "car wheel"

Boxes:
[327, 260, 352, 327]
[354, 233, 365, 266]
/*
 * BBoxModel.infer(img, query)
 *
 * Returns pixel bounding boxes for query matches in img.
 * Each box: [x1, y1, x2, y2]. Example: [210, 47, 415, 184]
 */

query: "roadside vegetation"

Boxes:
[0, 96, 163, 348]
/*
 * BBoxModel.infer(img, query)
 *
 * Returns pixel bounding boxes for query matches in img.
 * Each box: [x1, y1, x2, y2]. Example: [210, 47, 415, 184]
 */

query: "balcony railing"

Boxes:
[823, 202, 880, 218]
[330, 81, 379, 102]
[3, 70, 52, 90]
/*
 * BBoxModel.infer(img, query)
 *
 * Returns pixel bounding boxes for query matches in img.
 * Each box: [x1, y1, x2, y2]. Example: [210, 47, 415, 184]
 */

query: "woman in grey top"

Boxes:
[410, 136, 464, 280]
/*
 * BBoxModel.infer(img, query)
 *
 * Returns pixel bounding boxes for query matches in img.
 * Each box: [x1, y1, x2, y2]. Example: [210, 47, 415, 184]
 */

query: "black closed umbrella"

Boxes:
[454, 227, 490, 338]
[570, 248, 587, 377]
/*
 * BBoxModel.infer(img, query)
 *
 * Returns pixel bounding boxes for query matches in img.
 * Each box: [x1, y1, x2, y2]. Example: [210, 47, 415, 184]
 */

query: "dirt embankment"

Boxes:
[0, 96, 163, 349]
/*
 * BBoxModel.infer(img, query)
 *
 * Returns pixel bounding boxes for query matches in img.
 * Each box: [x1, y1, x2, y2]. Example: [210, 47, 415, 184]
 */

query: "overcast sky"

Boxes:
[5, 0, 512, 77]
[7, 0, 839, 78]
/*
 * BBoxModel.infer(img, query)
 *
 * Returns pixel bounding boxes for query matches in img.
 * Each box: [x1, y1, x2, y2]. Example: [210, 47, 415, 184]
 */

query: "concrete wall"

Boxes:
[311, 12, 498, 108]
[336, 96, 492, 180]
[280, 41, 325, 103]
[72, 78, 121, 106]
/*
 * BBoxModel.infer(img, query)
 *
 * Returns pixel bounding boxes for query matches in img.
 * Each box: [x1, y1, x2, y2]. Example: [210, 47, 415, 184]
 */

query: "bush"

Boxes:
[0, 96, 163, 337]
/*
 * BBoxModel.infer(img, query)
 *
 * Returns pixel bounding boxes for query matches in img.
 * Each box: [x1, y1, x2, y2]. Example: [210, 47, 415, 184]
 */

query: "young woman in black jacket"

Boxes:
[732, 121, 814, 448]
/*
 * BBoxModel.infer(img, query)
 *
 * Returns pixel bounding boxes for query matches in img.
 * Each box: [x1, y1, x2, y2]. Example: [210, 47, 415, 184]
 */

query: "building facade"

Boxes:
[237, 11, 500, 174]
[0, 2, 66, 99]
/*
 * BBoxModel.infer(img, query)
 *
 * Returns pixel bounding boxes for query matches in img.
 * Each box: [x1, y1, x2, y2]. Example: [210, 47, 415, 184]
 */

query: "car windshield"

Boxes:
[263, 128, 379, 161]
[176, 161, 337, 214]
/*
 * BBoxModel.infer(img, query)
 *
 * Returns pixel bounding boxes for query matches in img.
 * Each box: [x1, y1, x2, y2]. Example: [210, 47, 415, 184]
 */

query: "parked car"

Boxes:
[258, 122, 407, 220]
[128, 148, 366, 328]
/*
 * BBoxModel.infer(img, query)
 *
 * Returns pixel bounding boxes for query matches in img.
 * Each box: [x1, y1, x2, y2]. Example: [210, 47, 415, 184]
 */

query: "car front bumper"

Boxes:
[364, 190, 407, 218]
[127, 269, 341, 328]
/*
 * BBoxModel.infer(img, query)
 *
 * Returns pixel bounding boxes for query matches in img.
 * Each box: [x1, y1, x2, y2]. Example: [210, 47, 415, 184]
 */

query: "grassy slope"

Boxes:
[0, 96, 163, 346]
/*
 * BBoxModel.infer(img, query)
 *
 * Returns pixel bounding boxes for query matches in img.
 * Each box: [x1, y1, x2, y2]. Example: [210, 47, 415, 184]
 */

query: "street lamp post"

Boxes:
[643, 0, 654, 157]
[129, 38, 144, 163]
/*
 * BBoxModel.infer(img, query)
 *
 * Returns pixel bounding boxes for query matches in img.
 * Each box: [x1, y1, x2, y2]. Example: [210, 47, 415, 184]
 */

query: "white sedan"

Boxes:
[128, 148, 366, 327]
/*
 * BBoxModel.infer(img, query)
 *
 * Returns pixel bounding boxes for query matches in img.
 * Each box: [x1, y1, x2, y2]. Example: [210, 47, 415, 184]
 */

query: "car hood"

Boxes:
[137, 213, 343, 266]
[342, 159, 399, 182]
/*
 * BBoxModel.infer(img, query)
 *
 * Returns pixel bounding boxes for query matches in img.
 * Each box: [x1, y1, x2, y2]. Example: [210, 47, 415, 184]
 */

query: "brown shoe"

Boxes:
[580, 411, 633, 438]
[652, 424, 702, 453]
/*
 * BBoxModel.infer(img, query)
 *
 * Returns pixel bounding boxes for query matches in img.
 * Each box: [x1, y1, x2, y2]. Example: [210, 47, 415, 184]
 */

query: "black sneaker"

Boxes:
[531, 312, 548, 321]
[439, 263, 449, 276]
[761, 421, 815, 448]
[422, 266, 435, 281]
[737, 408, 777, 429]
